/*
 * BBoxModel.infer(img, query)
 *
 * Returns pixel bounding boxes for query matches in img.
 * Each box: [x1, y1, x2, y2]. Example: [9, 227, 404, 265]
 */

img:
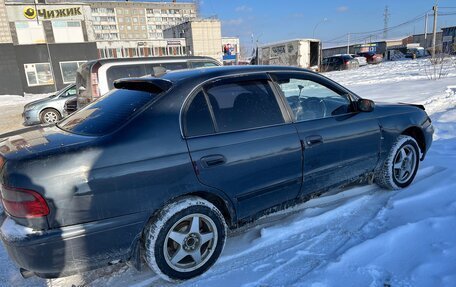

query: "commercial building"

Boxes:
[442, 26, 456, 54]
[404, 32, 443, 52]
[322, 29, 450, 59]
[323, 38, 405, 58]
[1, 2, 98, 94]
[163, 18, 223, 62]
[0, 1, 197, 95]
[96, 38, 187, 59]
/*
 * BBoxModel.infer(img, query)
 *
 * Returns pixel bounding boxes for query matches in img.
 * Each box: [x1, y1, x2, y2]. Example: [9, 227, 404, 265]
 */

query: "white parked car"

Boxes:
[349, 54, 368, 66]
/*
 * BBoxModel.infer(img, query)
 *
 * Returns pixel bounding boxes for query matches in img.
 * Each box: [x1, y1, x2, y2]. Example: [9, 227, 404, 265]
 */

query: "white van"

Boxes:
[76, 56, 220, 108]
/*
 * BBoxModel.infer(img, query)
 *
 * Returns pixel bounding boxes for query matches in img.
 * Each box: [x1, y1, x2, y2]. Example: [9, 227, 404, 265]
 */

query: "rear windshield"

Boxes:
[58, 89, 155, 136]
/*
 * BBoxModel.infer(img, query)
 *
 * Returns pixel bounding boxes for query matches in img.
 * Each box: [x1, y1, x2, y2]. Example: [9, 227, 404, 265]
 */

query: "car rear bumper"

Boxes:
[0, 211, 149, 278]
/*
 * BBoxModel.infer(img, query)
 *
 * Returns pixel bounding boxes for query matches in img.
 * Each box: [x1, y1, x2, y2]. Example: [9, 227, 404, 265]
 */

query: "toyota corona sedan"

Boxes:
[0, 65, 433, 281]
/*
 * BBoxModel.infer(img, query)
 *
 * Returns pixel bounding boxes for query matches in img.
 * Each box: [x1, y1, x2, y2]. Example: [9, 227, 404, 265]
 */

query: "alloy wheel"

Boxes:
[44, 111, 59, 123]
[393, 144, 417, 184]
[163, 213, 218, 273]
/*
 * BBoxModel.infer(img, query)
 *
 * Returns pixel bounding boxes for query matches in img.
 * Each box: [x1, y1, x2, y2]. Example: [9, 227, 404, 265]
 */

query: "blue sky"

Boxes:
[198, 0, 456, 54]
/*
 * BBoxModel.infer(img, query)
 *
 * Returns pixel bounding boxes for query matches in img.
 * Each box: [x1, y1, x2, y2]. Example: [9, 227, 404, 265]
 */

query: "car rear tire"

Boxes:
[375, 135, 420, 190]
[40, 108, 61, 124]
[143, 196, 227, 282]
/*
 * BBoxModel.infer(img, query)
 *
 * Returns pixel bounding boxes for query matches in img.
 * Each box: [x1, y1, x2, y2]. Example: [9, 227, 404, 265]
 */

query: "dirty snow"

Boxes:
[1, 58, 456, 286]
[0, 217, 38, 241]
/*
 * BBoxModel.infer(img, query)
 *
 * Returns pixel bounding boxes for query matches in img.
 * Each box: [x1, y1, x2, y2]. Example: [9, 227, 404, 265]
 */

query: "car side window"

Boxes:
[273, 75, 352, 122]
[64, 87, 77, 97]
[185, 91, 215, 137]
[204, 80, 284, 133]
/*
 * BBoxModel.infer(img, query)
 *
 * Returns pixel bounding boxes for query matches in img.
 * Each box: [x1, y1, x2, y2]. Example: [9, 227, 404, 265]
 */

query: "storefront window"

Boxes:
[24, 63, 54, 87]
[60, 61, 86, 84]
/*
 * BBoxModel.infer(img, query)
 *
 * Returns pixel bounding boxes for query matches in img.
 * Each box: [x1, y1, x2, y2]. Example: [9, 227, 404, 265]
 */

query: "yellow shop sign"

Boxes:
[23, 6, 82, 20]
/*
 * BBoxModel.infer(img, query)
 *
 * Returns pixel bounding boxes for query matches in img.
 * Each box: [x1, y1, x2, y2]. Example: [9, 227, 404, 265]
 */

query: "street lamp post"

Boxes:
[313, 18, 328, 38]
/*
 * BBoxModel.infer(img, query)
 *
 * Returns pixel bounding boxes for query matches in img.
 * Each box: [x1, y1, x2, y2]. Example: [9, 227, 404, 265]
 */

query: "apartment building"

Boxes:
[164, 19, 223, 62]
[88, 1, 196, 41]
[0, 0, 12, 43]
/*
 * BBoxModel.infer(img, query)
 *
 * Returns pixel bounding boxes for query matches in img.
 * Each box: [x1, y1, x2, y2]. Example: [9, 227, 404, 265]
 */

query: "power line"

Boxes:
[323, 10, 432, 45]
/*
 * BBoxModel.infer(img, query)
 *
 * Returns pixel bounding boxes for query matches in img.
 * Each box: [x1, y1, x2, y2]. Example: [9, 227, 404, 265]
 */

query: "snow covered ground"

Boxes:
[0, 94, 50, 135]
[1, 58, 456, 287]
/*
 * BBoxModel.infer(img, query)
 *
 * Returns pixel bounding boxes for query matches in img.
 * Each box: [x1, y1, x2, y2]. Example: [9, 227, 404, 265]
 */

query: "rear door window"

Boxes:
[185, 91, 215, 137]
[204, 79, 284, 133]
[58, 89, 156, 136]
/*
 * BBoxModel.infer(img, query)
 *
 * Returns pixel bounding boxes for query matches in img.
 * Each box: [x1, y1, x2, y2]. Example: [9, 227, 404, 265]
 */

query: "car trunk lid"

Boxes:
[0, 126, 97, 230]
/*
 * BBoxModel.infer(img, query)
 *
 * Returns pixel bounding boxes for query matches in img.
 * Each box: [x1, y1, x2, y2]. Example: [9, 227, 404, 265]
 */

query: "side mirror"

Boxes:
[357, 99, 375, 112]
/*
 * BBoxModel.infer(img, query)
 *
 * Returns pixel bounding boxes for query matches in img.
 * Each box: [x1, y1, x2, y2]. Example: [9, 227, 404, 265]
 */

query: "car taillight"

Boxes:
[91, 73, 100, 98]
[345, 61, 350, 65]
[1, 185, 49, 218]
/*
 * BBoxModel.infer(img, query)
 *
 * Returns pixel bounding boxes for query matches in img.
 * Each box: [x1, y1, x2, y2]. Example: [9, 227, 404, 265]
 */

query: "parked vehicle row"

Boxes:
[321, 52, 383, 72]
[357, 51, 383, 64]
[349, 54, 368, 66]
[2, 65, 433, 282]
[321, 54, 359, 72]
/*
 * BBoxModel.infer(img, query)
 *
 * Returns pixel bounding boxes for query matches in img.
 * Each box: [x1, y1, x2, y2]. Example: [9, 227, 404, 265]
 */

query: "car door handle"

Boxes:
[200, 155, 226, 168]
[305, 135, 323, 146]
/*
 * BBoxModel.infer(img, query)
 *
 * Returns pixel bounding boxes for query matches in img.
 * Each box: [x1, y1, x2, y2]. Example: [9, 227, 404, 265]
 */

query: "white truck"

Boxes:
[258, 39, 321, 70]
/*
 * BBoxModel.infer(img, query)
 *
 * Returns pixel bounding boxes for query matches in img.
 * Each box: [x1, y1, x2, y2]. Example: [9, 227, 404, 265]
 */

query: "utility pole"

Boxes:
[347, 33, 350, 54]
[424, 12, 428, 50]
[383, 6, 390, 39]
[431, 1, 438, 58]
[194, 0, 200, 17]
[35, 0, 58, 92]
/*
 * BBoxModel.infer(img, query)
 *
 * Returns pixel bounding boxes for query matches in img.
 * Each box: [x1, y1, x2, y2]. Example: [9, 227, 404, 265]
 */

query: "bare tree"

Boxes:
[422, 52, 455, 80]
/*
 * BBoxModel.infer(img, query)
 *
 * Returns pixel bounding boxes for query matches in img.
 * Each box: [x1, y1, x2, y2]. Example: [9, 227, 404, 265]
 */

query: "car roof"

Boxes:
[158, 65, 312, 84]
[82, 56, 220, 67]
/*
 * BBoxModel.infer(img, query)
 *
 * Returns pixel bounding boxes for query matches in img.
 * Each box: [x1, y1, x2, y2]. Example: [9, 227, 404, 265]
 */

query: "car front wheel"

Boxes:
[40, 108, 61, 124]
[143, 196, 227, 282]
[375, 135, 420, 189]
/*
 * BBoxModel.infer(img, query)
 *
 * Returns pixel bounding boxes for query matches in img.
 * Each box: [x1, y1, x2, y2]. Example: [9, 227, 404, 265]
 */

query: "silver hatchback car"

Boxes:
[22, 84, 76, 125]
